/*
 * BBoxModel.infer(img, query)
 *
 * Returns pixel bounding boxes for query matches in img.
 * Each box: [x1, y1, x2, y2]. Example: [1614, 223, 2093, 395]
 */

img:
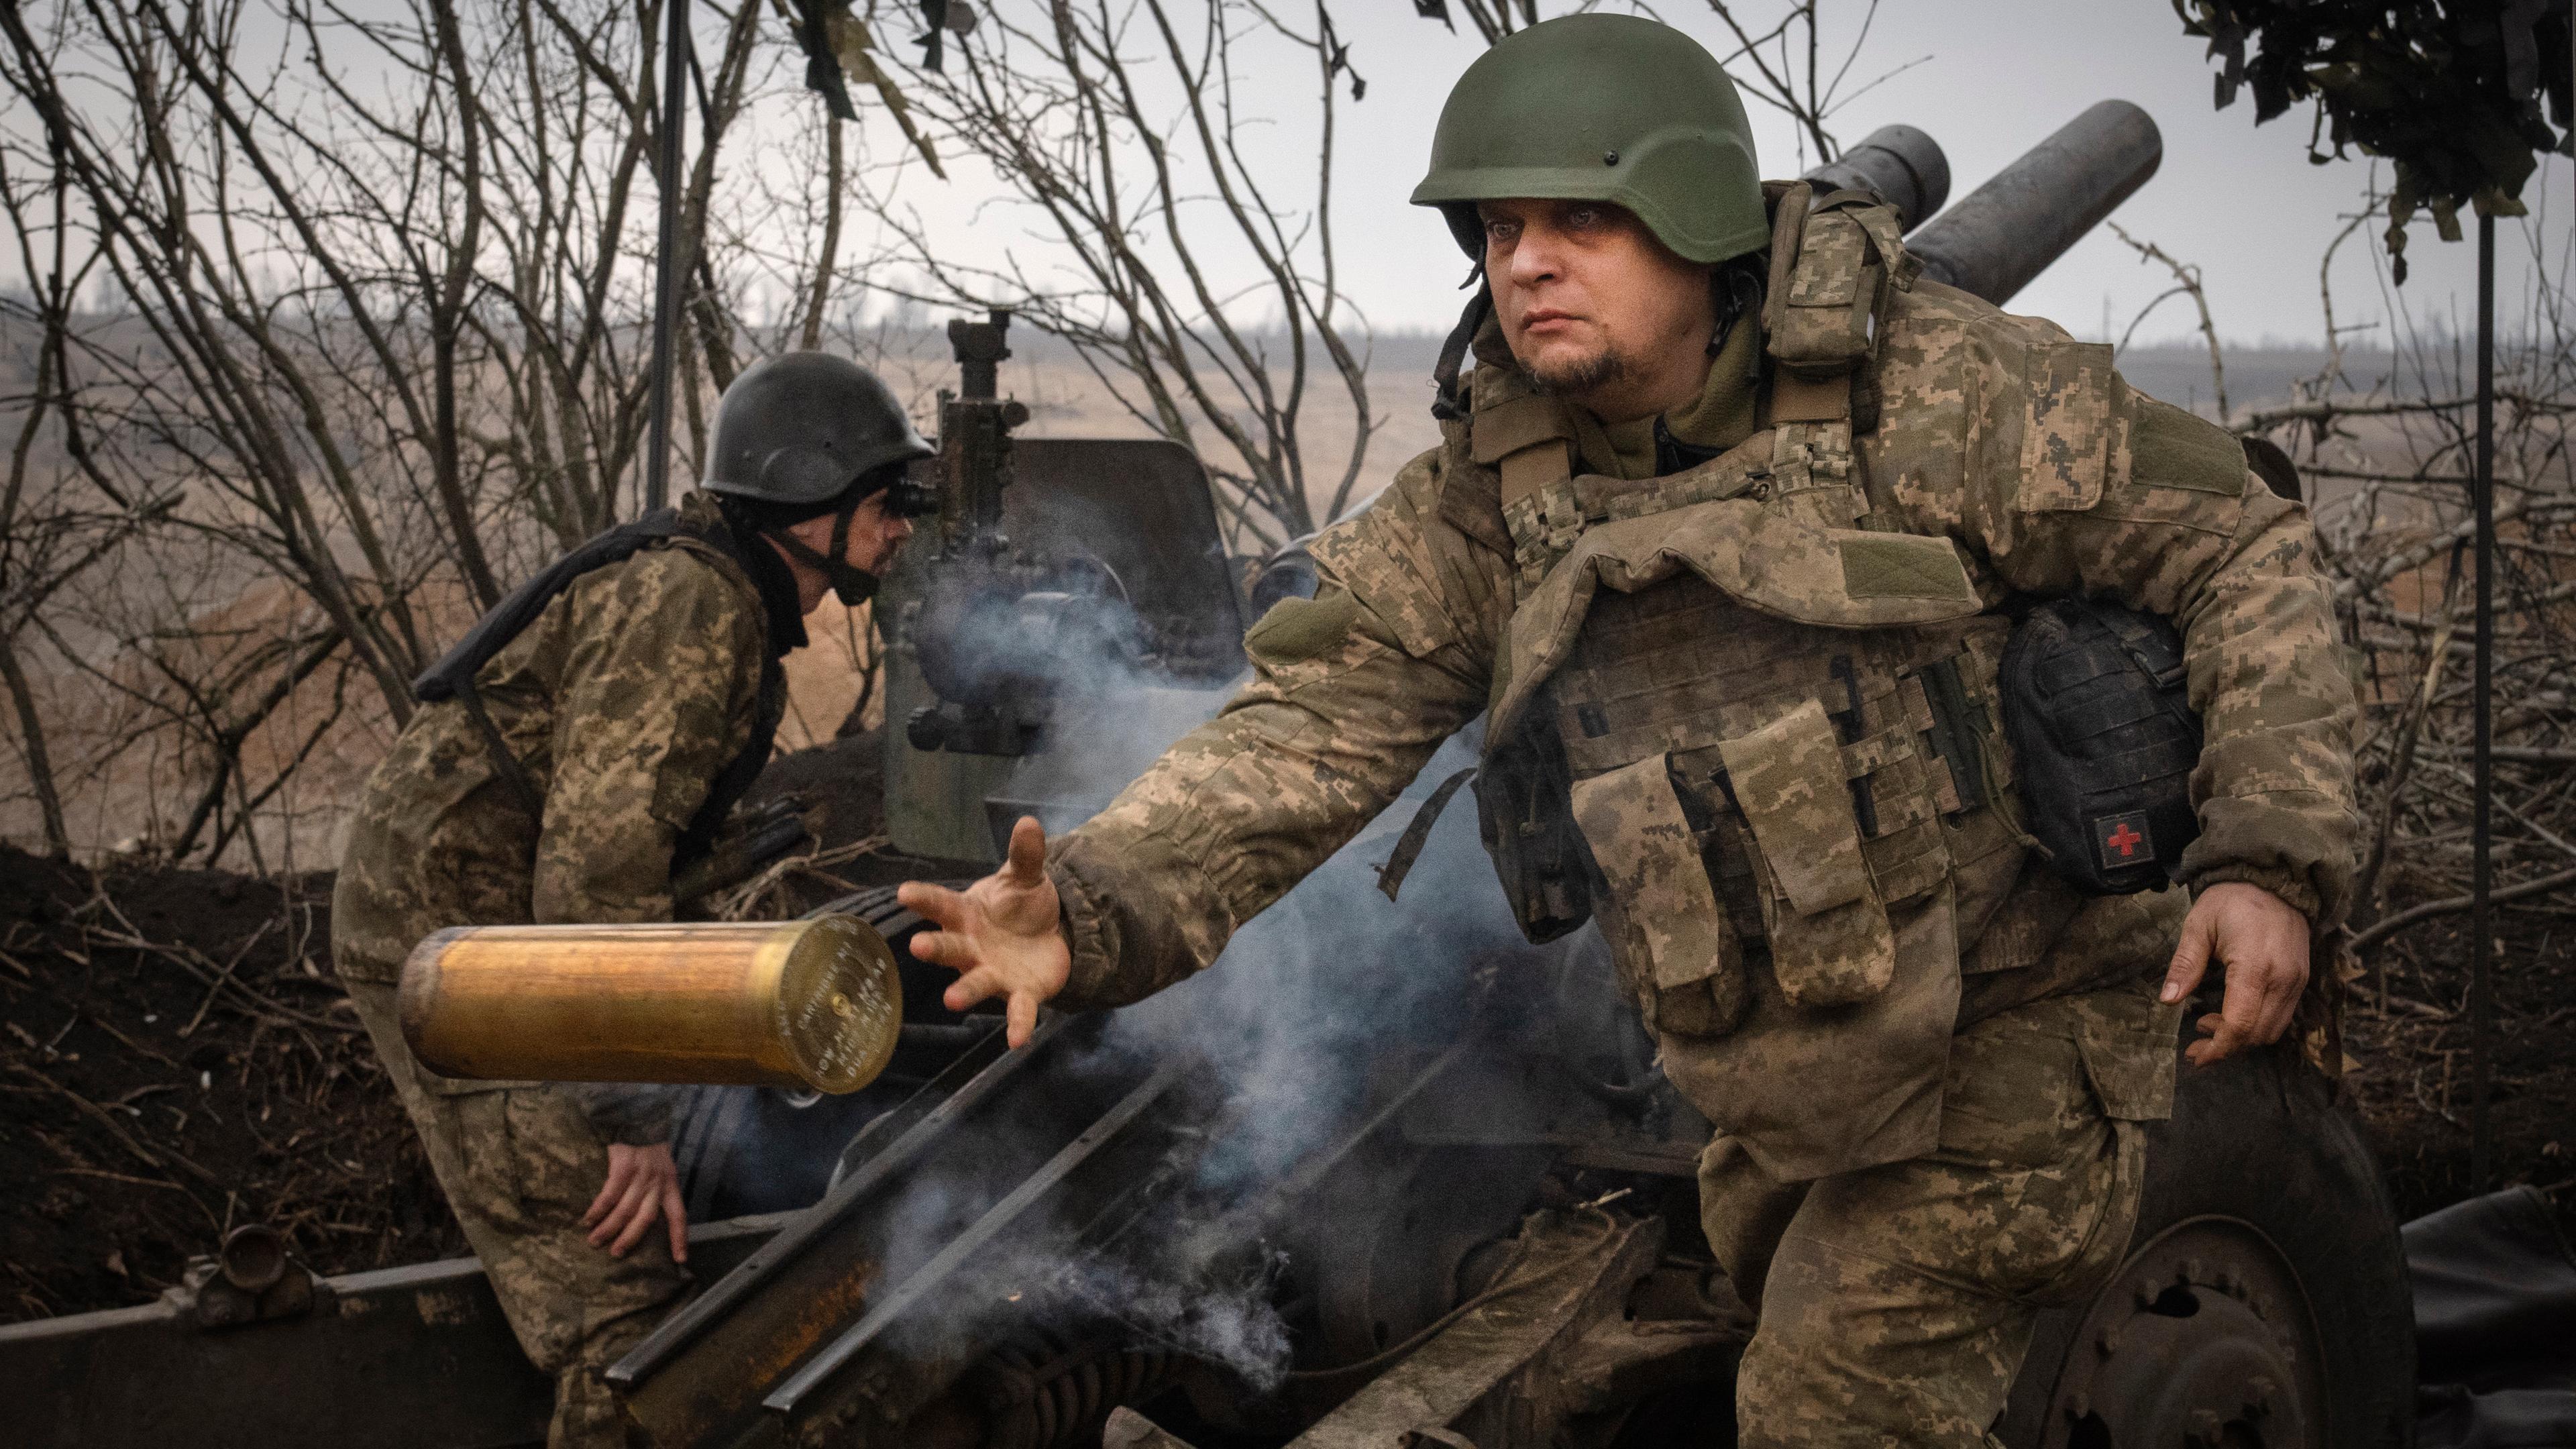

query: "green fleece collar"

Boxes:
[1469, 301, 1764, 483]
[1568, 316, 1762, 480]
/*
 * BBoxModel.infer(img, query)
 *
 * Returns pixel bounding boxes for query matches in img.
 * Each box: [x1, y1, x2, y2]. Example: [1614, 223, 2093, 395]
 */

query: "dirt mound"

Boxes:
[0, 732, 934, 1324]
[0, 845, 458, 1324]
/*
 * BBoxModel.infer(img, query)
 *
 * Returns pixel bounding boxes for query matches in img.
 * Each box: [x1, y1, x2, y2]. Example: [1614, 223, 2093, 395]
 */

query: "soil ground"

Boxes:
[0, 845, 458, 1323]
[3, 741, 2570, 1322]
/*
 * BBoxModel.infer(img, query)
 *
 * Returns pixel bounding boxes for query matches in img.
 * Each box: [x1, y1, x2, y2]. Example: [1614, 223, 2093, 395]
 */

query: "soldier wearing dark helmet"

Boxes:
[332, 352, 931, 1449]
[900, 14, 2361, 1448]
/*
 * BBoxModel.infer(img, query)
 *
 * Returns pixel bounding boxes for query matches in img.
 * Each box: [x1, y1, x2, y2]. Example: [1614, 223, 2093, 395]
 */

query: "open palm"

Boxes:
[896, 817, 1072, 1047]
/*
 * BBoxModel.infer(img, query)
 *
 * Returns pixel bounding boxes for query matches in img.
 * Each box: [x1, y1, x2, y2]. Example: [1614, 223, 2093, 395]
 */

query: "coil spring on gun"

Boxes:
[965, 1327, 1185, 1449]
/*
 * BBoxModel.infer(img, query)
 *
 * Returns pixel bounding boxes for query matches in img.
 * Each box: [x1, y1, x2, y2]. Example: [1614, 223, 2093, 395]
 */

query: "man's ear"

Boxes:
[775, 511, 822, 550]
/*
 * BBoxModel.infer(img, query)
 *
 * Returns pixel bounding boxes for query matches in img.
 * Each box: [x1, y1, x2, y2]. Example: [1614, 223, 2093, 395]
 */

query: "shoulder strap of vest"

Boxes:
[412, 508, 698, 704]
[1761, 186, 1920, 529]
[652, 516, 788, 863]
[676, 653, 788, 867]
[1763, 184, 1914, 388]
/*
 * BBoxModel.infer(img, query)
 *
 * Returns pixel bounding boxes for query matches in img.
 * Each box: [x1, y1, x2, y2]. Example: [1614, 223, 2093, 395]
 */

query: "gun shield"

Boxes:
[398, 916, 902, 1093]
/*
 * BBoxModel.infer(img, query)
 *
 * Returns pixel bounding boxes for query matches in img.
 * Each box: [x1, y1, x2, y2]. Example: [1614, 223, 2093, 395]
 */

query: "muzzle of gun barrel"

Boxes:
[397, 916, 902, 1093]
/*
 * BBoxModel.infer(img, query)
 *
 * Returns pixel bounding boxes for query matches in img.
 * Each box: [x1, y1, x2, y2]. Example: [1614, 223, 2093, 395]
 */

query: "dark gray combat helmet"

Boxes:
[702, 351, 932, 509]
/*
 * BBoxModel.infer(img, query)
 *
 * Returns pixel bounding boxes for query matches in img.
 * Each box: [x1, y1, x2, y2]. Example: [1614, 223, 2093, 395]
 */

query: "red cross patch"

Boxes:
[2094, 811, 2155, 871]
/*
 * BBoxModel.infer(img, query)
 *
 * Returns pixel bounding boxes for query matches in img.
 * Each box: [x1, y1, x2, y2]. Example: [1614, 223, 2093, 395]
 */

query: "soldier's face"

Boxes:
[1479, 198, 1717, 422]
[777, 492, 914, 614]
[842, 492, 912, 574]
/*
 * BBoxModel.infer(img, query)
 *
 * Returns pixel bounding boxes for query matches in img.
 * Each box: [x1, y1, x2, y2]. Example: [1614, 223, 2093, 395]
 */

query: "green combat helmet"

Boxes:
[1410, 13, 1768, 266]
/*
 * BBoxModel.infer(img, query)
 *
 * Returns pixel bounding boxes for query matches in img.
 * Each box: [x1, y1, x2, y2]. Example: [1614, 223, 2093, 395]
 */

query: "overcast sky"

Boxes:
[1293, 1, 2571, 347]
[14, 2, 2564, 354]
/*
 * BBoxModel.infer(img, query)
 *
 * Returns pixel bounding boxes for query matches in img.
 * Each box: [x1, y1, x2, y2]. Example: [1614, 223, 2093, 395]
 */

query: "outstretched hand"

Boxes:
[897, 816, 1072, 1049]
[2161, 881, 2313, 1069]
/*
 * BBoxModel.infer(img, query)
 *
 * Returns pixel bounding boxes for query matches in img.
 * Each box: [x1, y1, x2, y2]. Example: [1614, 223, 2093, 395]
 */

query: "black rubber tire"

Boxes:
[675, 883, 983, 1219]
[810, 881, 976, 1027]
[1996, 1030, 2416, 1448]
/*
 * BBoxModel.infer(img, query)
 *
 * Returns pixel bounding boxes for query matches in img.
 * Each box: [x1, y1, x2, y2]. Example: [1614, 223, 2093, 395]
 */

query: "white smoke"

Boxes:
[771, 524, 1562, 1398]
[849, 681, 1538, 1394]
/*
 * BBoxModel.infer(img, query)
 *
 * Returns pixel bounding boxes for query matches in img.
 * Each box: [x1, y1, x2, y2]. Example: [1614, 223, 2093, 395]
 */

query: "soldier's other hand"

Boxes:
[2162, 881, 2311, 1069]
[586, 1141, 688, 1263]
[899, 816, 1071, 1049]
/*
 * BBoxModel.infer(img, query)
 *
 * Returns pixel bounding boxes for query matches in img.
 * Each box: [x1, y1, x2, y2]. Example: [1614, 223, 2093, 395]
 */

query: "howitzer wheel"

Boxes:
[1998, 1023, 2414, 1448]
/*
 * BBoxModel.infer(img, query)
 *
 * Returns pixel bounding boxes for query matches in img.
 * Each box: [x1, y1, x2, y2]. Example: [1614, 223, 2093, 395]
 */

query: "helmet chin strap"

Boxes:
[765, 497, 879, 607]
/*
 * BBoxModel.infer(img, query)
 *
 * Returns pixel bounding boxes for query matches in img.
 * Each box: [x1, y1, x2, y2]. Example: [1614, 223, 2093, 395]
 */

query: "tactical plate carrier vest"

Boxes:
[413, 506, 788, 870]
[1461, 184, 2114, 1180]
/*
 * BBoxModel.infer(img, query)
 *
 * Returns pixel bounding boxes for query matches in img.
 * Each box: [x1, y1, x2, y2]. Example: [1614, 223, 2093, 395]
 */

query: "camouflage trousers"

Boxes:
[346, 981, 691, 1449]
[1699, 983, 2160, 1448]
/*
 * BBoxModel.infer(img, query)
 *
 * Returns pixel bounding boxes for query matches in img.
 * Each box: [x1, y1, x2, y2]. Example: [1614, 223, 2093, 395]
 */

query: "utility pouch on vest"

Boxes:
[1768, 206, 1882, 380]
[1472, 722, 1592, 943]
[1567, 755, 1748, 1040]
[1713, 698, 1897, 1008]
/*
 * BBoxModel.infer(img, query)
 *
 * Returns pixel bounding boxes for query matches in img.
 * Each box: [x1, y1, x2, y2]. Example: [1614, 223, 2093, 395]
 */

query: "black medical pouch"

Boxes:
[1999, 598, 2205, 896]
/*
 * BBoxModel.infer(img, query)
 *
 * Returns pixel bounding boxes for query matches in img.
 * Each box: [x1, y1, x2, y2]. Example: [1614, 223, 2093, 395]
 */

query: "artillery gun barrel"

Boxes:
[1904, 99, 2163, 305]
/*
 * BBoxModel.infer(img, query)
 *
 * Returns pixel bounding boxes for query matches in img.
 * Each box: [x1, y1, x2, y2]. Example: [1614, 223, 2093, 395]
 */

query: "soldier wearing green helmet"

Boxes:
[903, 14, 2359, 1446]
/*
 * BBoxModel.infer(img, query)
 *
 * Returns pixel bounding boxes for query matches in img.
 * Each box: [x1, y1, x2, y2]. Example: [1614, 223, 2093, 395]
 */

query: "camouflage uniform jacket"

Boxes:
[333, 491, 792, 1143]
[1049, 219, 2359, 1179]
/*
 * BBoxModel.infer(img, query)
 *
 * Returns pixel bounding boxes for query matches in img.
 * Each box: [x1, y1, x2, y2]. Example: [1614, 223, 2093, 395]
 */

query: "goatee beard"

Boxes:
[1527, 344, 1625, 398]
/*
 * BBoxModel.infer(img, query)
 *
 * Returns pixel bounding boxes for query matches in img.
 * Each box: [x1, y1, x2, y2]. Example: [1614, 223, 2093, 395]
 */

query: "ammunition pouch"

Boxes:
[1998, 597, 2204, 896]
[1472, 720, 1593, 943]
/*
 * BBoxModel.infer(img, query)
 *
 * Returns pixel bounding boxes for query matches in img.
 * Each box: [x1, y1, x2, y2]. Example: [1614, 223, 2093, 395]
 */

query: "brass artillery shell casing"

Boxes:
[398, 916, 902, 1093]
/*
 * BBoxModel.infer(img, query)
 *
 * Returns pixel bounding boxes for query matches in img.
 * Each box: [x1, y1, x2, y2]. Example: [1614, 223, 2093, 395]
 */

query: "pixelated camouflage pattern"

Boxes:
[331, 498, 769, 1445]
[1567, 755, 1748, 1038]
[336, 488, 774, 1150]
[1713, 698, 1896, 1009]
[1707, 975, 2164, 1448]
[1529, 531, 2021, 1176]
[334, 490, 771, 991]
[1040, 200, 2322, 1437]
[1483, 481, 1982, 740]
[1050, 266, 2355, 1022]
[1862, 281, 2359, 921]
[346, 982, 688, 1449]
[1046, 232, 2353, 1173]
